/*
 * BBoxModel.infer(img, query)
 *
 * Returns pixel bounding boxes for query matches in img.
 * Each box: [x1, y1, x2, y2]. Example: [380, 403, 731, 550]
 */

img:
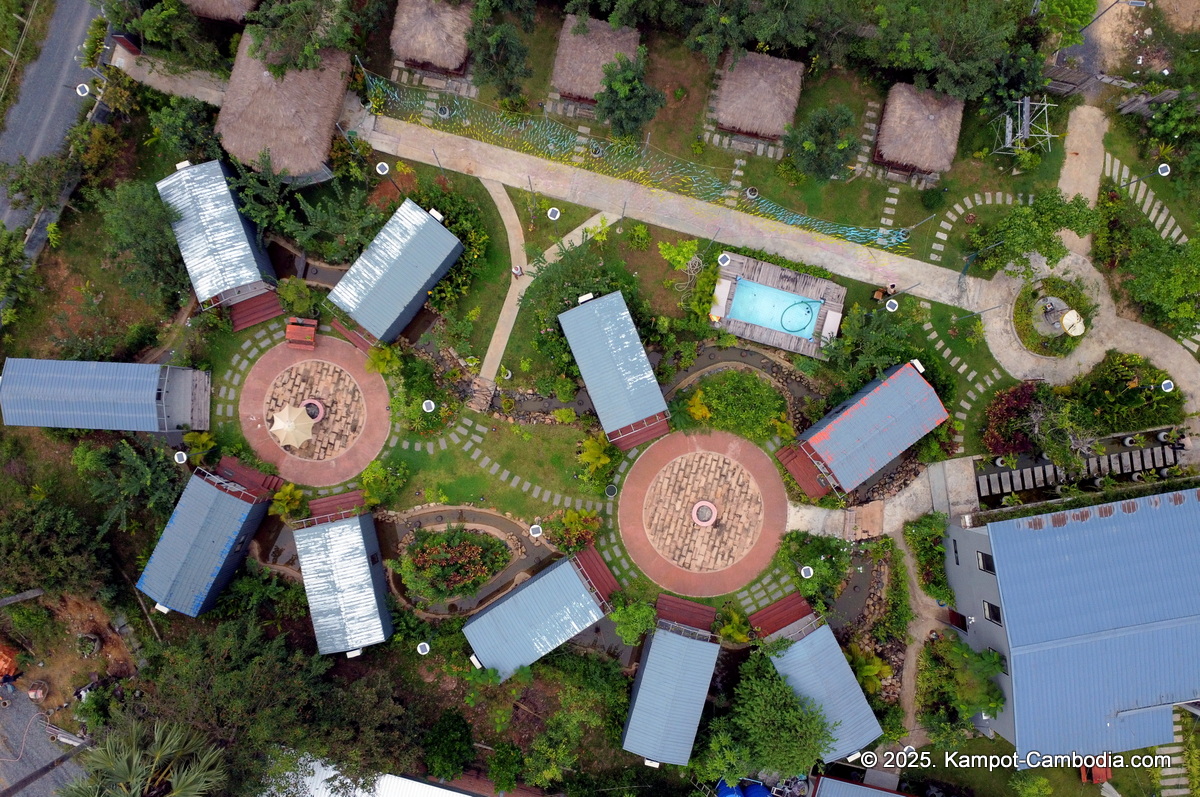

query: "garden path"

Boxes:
[1057, 105, 1108, 256]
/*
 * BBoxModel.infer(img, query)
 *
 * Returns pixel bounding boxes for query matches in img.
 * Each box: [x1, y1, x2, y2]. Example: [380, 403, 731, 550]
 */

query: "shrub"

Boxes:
[543, 509, 600, 554]
[902, 512, 955, 606]
[626, 223, 651, 250]
[360, 460, 411, 507]
[609, 593, 657, 645]
[921, 188, 947, 211]
[872, 538, 913, 645]
[982, 381, 1038, 456]
[396, 525, 511, 601]
[424, 710, 474, 780]
[488, 742, 525, 793]
[276, 276, 318, 318]
[783, 105, 857, 181]
[1011, 771, 1054, 797]
[554, 376, 577, 403]
[773, 531, 849, 613]
[551, 407, 577, 424]
[671, 370, 787, 443]
[916, 636, 1005, 728]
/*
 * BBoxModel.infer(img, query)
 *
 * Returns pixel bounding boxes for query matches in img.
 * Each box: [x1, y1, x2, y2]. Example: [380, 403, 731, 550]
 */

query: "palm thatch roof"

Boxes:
[550, 14, 640, 102]
[875, 83, 964, 174]
[180, 0, 259, 22]
[215, 36, 351, 179]
[713, 51, 804, 141]
[391, 0, 473, 73]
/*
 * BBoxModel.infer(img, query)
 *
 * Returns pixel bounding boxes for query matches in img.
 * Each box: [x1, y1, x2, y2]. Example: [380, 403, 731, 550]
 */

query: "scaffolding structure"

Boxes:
[991, 96, 1057, 156]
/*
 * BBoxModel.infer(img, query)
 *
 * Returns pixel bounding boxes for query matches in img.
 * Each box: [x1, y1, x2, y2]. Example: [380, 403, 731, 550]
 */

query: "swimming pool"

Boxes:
[727, 279, 822, 339]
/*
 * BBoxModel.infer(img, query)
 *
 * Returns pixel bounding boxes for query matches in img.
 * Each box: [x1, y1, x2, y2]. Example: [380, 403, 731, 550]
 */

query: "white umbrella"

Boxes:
[269, 404, 316, 448]
[1062, 309, 1086, 337]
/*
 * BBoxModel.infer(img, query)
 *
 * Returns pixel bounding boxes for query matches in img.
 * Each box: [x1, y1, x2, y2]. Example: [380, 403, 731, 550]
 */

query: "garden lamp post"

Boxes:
[547, 206, 561, 239]
[1078, 0, 1146, 34]
[376, 161, 401, 194]
[1119, 163, 1170, 189]
[1138, 380, 1175, 393]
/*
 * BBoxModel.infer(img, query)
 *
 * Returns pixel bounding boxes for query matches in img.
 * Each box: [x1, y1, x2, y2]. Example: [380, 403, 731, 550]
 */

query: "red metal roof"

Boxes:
[607, 412, 670, 451]
[776, 442, 832, 500]
[303, 491, 367, 525]
[330, 315, 375, 353]
[229, 291, 285, 332]
[655, 594, 717, 631]
[209, 456, 282, 501]
[573, 545, 619, 603]
[748, 592, 815, 637]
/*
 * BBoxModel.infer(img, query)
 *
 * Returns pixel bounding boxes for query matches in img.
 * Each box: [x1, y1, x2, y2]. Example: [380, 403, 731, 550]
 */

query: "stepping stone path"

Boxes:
[1159, 709, 1190, 796]
[879, 186, 900, 230]
[921, 320, 1005, 454]
[853, 102, 886, 182]
[933, 191, 1032, 264]
[1104, 152, 1188, 245]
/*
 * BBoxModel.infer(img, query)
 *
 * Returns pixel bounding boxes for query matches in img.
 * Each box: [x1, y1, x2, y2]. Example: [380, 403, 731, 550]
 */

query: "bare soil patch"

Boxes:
[1159, 0, 1200, 31]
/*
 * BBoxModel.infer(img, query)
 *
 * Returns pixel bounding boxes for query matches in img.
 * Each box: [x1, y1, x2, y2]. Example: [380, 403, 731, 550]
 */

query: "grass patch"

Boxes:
[504, 186, 598, 255]
[644, 31, 733, 172]
[1105, 102, 1195, 238]
[1012, 276, 1096, 358]
[442, 175, 511, 359]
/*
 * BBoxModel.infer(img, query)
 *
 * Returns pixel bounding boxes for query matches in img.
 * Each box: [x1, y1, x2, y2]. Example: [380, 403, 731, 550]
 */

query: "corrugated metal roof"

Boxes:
[988, 489, 1200, 757]
[770, 624, 882, 761]
[621, 628, 720, 765]
[274, 758, 472, 797]
[155, 160, 274, 303]
[293, 515, 392, 655]
[558, 292, 667, 435]
[463, 557, 604, 680]
[137, 473, 267, 616]
[813, 777, 897, 797]
[800, 362, 947, 491]
[327, 199, 464, 342]
[0, 358, 164, 431]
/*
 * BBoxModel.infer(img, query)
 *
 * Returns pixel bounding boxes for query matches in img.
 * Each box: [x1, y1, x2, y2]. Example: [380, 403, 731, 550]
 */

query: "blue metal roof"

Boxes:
[137, 473, 267, 616]
[770, 625, 881, 761]
[0, 358, 164, 431]
[988, 489, 1200, 757]
[463, 558, 604, 680]
[155, 160, 274, 304]
[812, 777, 896, 797]
[800, 362, 947, 491]
[328, 199, 464, 342]
[294, 514, 393, 655]
[558, 292, 667, 434]
[622, 628, 720, 765]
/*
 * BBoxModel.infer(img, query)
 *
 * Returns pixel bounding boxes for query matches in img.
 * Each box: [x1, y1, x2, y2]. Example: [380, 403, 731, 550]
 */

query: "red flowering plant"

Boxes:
[981, 381, 1037, 456]
[396, 525, 512, 602]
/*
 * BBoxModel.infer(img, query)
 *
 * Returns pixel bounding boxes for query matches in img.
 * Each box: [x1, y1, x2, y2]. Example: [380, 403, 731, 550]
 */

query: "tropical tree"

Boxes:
[276, 276, 318, 318]
[731, 651, 833, 775]
[228, 152, 298, 243]
[183, 431, 216, 465]
[1039, 0, 1093, 48]
[594, 47, 665, 140]
[94, 179, 191, 311]
[74, 439, 185, 534]
[292, 181, 388, 264]
[466, 17, 531, 100]
[245, 0, 356, 77]
[147, 95, 220, 161]
[715, 603, 751, 643]
[657, 238, 700, 271]
[608, 592, 657, 644]
[269, 483, 308, 521]
[685, 0, 751, 68]
[424, 710, 474, 780]
[133, 0, 227, 72]
[61, 718, 226, 797]
[971, 189, 1097, 278]
[487, 742, 525, 793]
[576, 433, 613, 475]
[364, 344, 402, 375]
[845, 642, 894, 695]
[0, 503, 107, 595]
[1, 153, 70, 213]
[784, 105, 857, 181]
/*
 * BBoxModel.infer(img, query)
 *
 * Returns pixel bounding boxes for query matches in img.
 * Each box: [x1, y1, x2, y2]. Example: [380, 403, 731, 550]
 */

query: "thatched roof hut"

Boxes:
[549, 14, 639, 103]
[180, 0, 259, 22]
[215, 36, 351, 180]
[390, 0, 473, 74]
[713, 51, 804, 141]
[874, 83, 964, 175]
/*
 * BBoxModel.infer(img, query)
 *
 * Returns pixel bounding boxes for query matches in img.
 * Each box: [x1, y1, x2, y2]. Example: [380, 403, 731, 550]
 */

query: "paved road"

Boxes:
[0, 0, 100, 231]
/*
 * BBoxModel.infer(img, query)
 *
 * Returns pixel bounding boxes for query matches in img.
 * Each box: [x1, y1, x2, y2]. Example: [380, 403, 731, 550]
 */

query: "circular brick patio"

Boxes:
[618, 430, 788, 596]
[240, 336, 390, 487]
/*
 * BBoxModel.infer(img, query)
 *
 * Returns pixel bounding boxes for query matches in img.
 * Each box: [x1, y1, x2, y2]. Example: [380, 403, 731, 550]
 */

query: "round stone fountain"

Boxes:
[692, 500, 717, 527]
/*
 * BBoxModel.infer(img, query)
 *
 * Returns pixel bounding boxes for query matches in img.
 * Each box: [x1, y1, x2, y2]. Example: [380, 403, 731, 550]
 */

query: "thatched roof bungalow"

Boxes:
[215, 35, 351, 182]
[180, 0, 259, 22]
[549, 14, 639, 103]
[713, 51, 804, 141]
[390, 0, 473, 75]
[873, 83, 964, 175]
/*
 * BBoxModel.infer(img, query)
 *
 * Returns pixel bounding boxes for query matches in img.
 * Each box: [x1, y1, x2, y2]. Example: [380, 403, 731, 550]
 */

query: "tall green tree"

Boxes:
[292, 181, 388, 264]
[60, 718, 227, 797]
[466, 17, 531, 100]
[228, 151, 298, 243]
[94, 179, 190, 310]
[685, 0, 750, 68]
[1125, 231, 1200, 328]
[972, 189, 1097, 278]
[0, 228, 34, 324]
[424, 710, 474, 780]
[730, 651, 833, 776]
[73, 439, 185, 534]
[309, 673, 422, 788]
[145, 617, 331, 795]
[0, 503, 107, 595]
[245, 0, 355, 77]
[1040, 0, 1094, 48]
[594, 47, 665, 140]
[134, 0, 227, 72]
[1, 153, 70, 213]
[784, 104, 857, 181]
[147, 95, 220, 161]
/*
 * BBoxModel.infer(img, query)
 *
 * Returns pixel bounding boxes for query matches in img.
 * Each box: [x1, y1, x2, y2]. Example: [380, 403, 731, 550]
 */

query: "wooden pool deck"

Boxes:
[713, 253, 846, 359]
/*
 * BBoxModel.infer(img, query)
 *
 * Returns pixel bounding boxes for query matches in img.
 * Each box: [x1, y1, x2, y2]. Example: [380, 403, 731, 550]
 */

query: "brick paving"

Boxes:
[265, 360, 364, 460]
[643, 452, 763, 573]
[618, 430, 787, 596]
[239, 337, 391, 487]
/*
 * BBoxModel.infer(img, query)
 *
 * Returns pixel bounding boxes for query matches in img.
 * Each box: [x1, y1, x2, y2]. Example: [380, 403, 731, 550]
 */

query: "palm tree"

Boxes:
[61, 718, 226, 797]
[269, 482, 307, 521]
[845, 642, 893, 695]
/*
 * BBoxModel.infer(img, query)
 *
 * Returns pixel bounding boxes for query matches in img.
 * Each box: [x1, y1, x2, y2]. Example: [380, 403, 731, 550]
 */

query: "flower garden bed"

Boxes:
[393, 524, 517, 603]
[1012, 276, 1096, 357]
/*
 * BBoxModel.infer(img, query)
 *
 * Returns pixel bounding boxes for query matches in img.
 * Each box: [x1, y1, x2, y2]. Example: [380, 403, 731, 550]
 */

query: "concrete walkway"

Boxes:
[1057, 105, 1109, 255]
[361, 115, 990, 312]
[477, 180, 528, 383]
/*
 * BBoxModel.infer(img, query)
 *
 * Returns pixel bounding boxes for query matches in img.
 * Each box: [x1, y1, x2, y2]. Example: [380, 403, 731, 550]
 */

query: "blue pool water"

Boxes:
[727, 279, 821, 339]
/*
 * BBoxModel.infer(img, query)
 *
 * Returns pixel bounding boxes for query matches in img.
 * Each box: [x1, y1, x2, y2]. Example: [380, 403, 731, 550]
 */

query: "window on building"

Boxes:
[977, 551, 995, 574]
[983, 601, 1003, 626]
[370, 553, 380, 565]
[952, 539, 960, 566]
[989, 647, 1009, 674]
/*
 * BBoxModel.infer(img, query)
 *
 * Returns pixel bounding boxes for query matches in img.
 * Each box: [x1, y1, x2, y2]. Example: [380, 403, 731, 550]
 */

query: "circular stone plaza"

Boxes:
[238, 336, 391, 487]
[617, 430, 788, 596]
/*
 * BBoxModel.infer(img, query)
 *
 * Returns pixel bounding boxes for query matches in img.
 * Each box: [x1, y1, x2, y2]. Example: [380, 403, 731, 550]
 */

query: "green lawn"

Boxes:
[504, 185, 598, 255]
[382, 410, 599, 521]
[443, 174, 512, 359]
[1104, 118, 1194, 237]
